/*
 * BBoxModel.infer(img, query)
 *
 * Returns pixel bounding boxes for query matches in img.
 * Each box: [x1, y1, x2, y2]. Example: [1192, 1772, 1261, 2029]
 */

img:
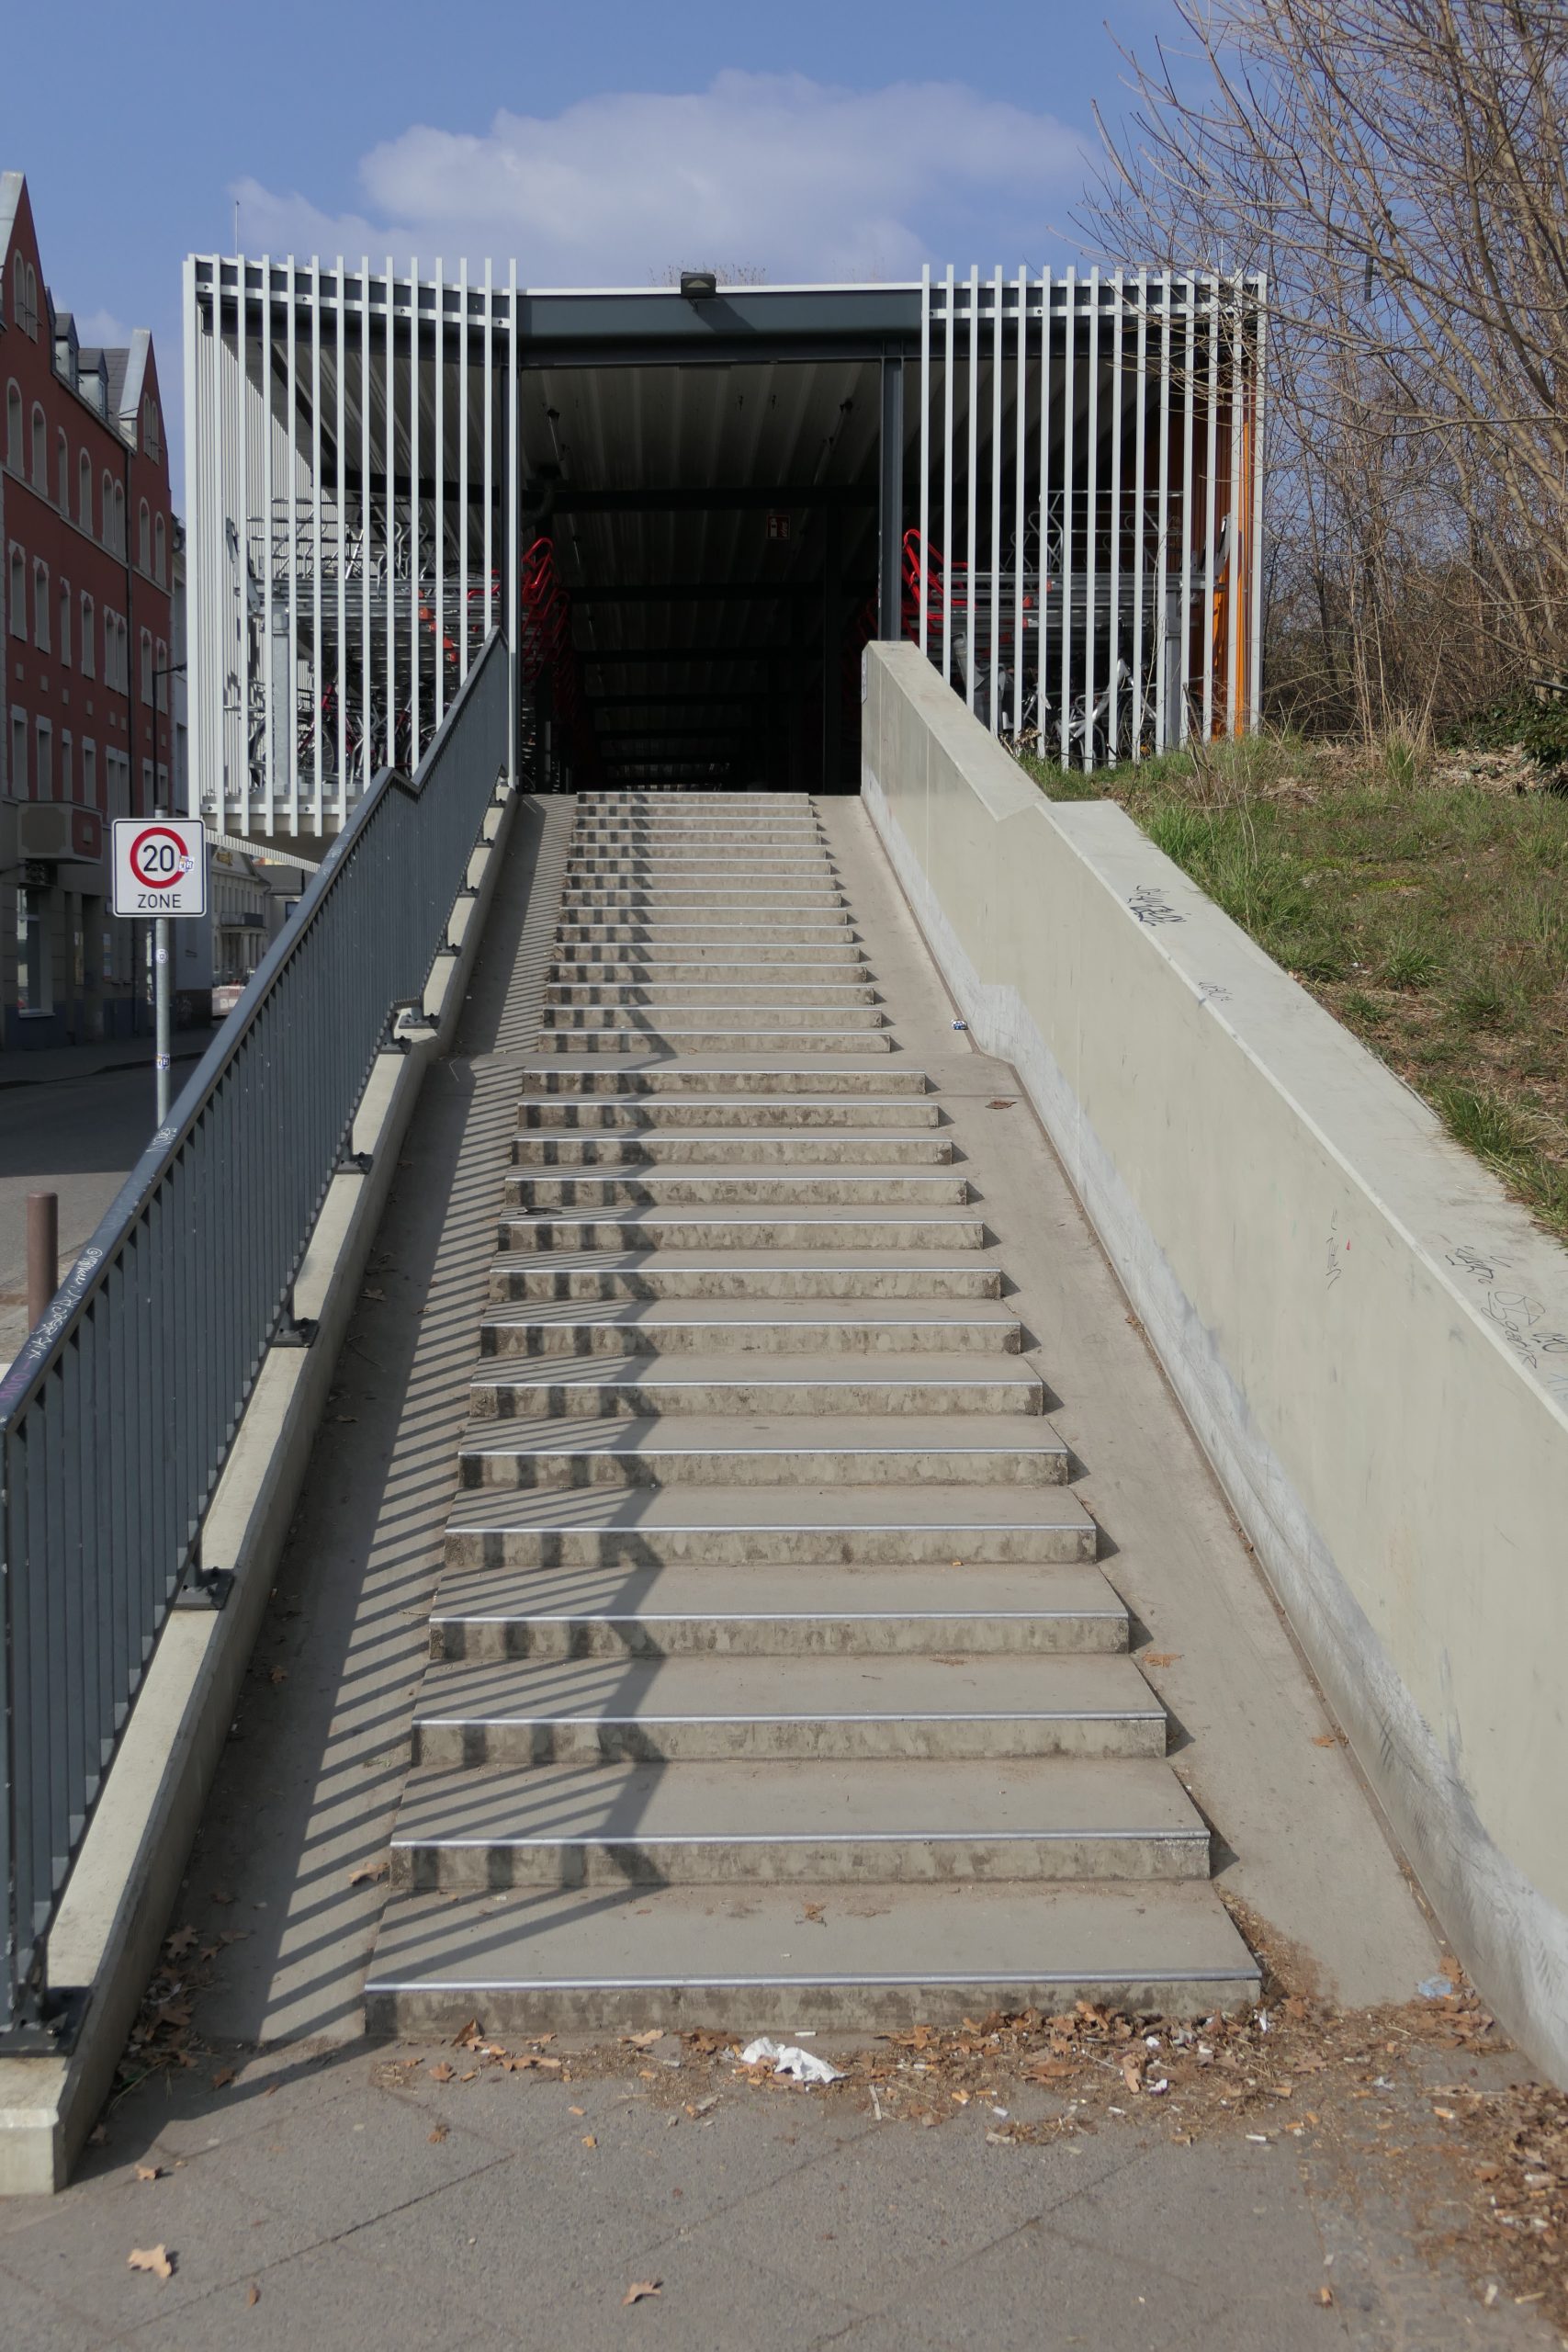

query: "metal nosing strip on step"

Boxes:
[391, 1826, 1209, 1849]
[367, 1966, 1261, 1991]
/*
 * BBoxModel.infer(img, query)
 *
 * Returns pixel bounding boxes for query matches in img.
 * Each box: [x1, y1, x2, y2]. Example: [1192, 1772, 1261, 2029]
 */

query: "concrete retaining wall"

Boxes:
[863, 640, 1568, 2081]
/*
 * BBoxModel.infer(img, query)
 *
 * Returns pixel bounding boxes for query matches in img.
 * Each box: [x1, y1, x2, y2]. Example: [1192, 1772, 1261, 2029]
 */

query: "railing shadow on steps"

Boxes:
[0, 629, 512, 2041]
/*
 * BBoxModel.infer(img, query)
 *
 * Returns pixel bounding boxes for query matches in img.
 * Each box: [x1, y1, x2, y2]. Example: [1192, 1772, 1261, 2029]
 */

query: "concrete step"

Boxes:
[509, 1134, 950, 1170]
[551, 947, 871, 973]
[409, 1654, 1165, 1769]
[456, 1410, 1066, 1485]
[495, 1212, 987, 1252]
[561, 888, 848, 910]
[389, 1757, 1209, 1890]
[537, 1027, 896, 1056]
[515, 1096, 937, 1131]
[425, 1561, 1128, 1660]
[486, 1251, 1003, 1304]
[539, 1003, 888, 1031]
[554, 923, 860, 945]
[565, 856, 839, 876]
[364, 1880, 1258, 2032]
[443, 1485, 1097, 1566]
[478, 1299, 1019, 1353]
[502, 1170, 967, 1210]
[465, 1363, 1046, 1424]
[545, 983, 881, 1007]
[519, 1066, 926, 1095]
[549, 965, 873, 988]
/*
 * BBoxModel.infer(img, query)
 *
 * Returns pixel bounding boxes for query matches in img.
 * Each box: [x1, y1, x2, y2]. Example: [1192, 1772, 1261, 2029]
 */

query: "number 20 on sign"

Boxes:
[111, 818, 208, 918]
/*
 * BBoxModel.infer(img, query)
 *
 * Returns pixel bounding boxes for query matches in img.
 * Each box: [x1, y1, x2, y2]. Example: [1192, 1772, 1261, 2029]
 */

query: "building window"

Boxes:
[61, 730, 72, 799]
[5, 380, 20, 469]
[139, 500, 151, 572]
[143, 396, 161, 461]
[33, 560, 50, 651]
[8, 543, 23, 637]
[80, 591, 95, 676]
[82, 737, 96, 810]
[101, 470, 113, 548]
[111, 481, 126, 556]
[9, 255, 21, 331]
[36, 718, 52, 797]
[141, 628, 152, 702]
[154, 637, 168, 709]
[17, 887, 50, 1012]
[153, 512, 166, 584]
[9, 707, 25, 796]
[59, 578, 71, 664]
[56, 428, 68, 510]
[78, 449, 92, 529]
[30, 403, 47, 492]
[25, 264, 38, 337]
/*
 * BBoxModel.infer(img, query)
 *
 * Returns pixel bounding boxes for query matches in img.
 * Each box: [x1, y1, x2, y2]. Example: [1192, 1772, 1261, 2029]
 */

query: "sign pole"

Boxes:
[154, 915, 171, 1125]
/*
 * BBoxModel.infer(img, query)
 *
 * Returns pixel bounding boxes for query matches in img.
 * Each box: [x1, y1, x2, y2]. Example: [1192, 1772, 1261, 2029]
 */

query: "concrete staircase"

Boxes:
[365, 792, 1258, 2032]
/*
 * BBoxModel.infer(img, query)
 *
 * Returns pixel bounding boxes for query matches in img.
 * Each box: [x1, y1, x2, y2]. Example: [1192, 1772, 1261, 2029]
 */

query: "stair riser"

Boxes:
[446, 1523, 1098, 1567]
[565, 859, 838, 876]
[430, 1614, 1126, 1661]
[508, 1138, 950, 1168]
[495, 1219, 987, 1250]
[545, 987, 881, 1008]
[505, 1176, 966, 1210]
[561, 891, 848, 910]
[412, 1715, 1164, 1770]
[520, 1068, 927, 1094]
[479, 1320, 1017, 1355]
[457, 1445, 1066, 1487]
[549, 962, 872, 981]
[393, 1833, 1208, 1893]
[537, 1031, 896, 1055]
[553, 927, 859, 945]
[468, 1377, 1043, 1420]
[488, 1266, 1003, 1303]
[540, 1006, 887, 1030]
[368, 1968, 1257, 2036]
[516, 1102, 936, 1129]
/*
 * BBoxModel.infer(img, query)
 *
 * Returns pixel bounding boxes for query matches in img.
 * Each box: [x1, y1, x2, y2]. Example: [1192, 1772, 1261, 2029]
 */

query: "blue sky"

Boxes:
[2, 0, 1176, 469]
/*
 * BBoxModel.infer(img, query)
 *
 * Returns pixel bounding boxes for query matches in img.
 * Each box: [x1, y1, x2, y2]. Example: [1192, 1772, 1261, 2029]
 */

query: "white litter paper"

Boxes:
[739, 2037, 843, 2085]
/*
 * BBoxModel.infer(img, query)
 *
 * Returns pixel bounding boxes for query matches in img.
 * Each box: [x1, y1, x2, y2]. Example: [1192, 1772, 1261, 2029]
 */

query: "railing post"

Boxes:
[26, 1196, 58, 1330]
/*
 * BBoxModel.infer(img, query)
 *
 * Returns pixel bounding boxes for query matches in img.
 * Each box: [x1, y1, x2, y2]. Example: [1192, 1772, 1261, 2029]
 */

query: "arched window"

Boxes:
[10, 255, 22, 329]
[153, 513, 166, 584]
[138, 499, 150, 571]
[78, 450, 91, 528]
[140, 629, 152, 702]
[56, 429, 68, 509]
[59, 578, 71, 664]
[112, 481, 125, 556]
[30, 403, 47, 492]
[33, 560, 50, 652]
[25, 265, 38, 336]
[101, 470, 113, 546]
[5, 381, 20, 470]
[154, 636, 167, 709]
[80, 591, 95, 676]
[8, 545, 24, 637]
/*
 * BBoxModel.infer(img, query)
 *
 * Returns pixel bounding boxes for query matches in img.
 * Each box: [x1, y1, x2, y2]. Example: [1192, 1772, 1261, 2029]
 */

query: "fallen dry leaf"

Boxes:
[428, 2062, 455, 2084]
[802, 1902, 826, 1925]
[164, 1927, 197, 1958]
[210, 2067, 236, 2090]
[621, 2029, 662, 2048]
[1312, 1731, 1346, 1747]
[1122, 2053, 1145, 2094]
[623, 2279, 662, 2307]
[1143, 1653, 1181, 1668]
[569, 2105, 586, 2117]
[349, 1862, 389, 1887]
[427, 2124, 449, 2144]
[986, 1099, 1016, 1109]
[210, 1890, 236, 1905]
[1317, 2285, 1335, 2306]
[247, 2283, 261, 2306]
[129, 2245, 174, 2279]
[581, 2133, 598, 2148]
[134, 2164, 162, 2184]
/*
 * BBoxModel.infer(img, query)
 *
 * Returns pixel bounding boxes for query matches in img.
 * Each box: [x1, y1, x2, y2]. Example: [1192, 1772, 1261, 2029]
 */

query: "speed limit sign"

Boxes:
[111, 818, 208, 917]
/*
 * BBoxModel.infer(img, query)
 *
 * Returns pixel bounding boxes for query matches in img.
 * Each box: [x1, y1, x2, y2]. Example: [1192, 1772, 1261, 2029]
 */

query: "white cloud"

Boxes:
[231, 71, 1089, 284]
[73, 305, 134, 349]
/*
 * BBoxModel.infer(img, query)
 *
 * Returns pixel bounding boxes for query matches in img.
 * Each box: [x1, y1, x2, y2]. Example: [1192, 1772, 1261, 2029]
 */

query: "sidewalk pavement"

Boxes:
[0, 1035, 208, 1090]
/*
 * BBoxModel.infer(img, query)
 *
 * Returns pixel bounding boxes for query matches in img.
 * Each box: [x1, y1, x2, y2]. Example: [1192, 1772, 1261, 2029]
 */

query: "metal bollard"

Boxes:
[27, 1191, 59, 1329]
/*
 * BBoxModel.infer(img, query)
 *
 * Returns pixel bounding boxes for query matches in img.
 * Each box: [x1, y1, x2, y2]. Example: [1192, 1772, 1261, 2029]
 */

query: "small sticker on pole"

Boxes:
[111, 819, 208, 918]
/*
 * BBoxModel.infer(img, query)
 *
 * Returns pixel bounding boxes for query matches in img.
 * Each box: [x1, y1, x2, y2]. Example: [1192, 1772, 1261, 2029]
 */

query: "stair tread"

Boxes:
[480, 1300, 1016, 1329]
[488, 1250, 993, 1275]
[458, 1410, 1064, 1453]
[445, 1484, 1097, 1537]
[412, 1652, 1160, 1726]
[365, 1880, 1258, 2006]
[391, 1757, 1203, 1846]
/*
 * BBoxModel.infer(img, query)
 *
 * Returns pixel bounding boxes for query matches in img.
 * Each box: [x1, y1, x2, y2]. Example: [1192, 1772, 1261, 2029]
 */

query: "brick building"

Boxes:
[1, 169, 175, 1048]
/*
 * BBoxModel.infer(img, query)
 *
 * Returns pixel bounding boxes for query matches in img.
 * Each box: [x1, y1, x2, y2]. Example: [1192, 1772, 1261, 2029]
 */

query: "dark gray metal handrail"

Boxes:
[0, 629, 510, 2033]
